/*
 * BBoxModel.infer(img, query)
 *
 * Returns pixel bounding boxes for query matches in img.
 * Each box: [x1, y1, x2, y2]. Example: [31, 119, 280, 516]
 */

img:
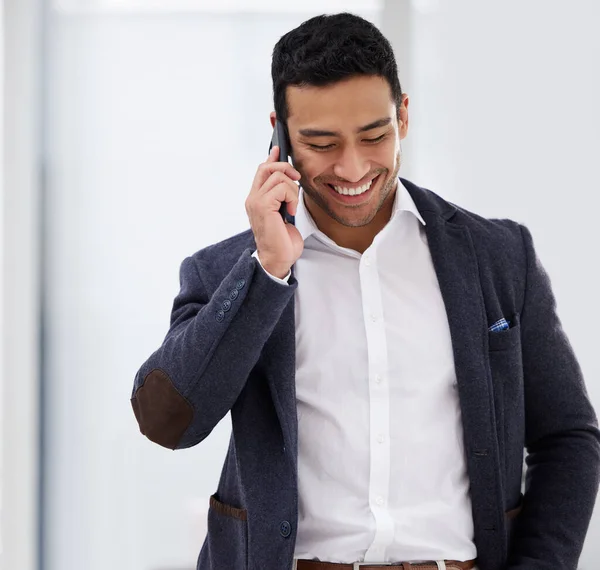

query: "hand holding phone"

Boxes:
[245, 125, 304, 279]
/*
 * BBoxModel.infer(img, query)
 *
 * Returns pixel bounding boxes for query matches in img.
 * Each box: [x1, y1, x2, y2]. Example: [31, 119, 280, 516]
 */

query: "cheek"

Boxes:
[367, 137, 396, 163]
[294, 153, 325, 180]
[383, 139, 400, 166]
[290, 151, 308, 172]
[384, 135, 399, 154]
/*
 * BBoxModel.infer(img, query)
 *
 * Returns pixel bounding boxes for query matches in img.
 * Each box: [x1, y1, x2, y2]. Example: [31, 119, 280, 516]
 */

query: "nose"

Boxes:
[333, 145, 369, 183]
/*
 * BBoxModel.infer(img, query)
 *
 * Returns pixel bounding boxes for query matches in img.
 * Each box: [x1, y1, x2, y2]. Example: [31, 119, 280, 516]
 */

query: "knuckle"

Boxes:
[269, 174, 285, 188]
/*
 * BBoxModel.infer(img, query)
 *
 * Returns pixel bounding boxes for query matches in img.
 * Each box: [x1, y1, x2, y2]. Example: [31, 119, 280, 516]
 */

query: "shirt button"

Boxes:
[377, 434, 385, 443]
[375, 375, 382, 384]
[364, 255, 371, 266]
[375, 496, 384, 506]
[371, 313, 378, 322]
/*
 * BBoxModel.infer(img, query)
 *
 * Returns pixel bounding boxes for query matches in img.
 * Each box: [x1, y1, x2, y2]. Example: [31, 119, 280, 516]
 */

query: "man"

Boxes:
[130, 12, 600, 570]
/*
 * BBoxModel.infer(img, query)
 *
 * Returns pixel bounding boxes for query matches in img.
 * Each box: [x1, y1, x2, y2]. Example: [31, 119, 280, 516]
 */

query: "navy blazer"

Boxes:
[131, 178, 600, 570]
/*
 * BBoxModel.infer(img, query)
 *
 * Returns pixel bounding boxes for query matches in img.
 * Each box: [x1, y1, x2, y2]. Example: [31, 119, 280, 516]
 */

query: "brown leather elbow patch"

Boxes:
[131, 368, 193, 449]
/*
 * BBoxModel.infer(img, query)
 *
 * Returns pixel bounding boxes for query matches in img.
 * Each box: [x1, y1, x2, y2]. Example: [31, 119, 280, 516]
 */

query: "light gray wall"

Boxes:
[383, 1, 600, 568]
[1, 0, 42, 568]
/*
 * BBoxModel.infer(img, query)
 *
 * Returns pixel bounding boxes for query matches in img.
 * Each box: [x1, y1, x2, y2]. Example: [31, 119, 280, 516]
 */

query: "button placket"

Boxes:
[359, 247, 395, 559]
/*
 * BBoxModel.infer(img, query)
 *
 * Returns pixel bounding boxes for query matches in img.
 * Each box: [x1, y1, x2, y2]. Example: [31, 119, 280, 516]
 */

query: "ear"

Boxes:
[270, 111, 277, 129]
[398, 93, 409, 140]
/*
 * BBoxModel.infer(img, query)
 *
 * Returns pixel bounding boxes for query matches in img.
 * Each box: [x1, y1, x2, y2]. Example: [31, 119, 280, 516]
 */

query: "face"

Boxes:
[270, 75, 409, 230]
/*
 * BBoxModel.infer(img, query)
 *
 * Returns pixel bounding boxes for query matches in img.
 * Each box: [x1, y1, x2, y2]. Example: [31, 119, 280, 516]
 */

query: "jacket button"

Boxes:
[279, 520, 292, 538]
[235, 278, 246, 290]
[222, 299, 232, 312]
[216, 310, 225, 322]
[229, 289, 239, 301]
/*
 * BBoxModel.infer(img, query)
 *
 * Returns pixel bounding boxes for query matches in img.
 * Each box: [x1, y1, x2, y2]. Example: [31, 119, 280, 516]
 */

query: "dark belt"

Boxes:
[295, 559, 477, 570]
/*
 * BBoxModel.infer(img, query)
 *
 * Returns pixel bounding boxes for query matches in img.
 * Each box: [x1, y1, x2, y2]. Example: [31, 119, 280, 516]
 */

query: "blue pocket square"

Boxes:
[489, 317, 510, 332]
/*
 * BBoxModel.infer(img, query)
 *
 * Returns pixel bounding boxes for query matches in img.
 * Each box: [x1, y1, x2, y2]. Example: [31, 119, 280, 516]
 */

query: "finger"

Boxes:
[261, 180, 300, 215]
[267, 145, 279, 163]
[261, 160, 300, 179]
[258, 170, 299, 198]
[251, 163, 301, 195]
[258, 158, 300, 179]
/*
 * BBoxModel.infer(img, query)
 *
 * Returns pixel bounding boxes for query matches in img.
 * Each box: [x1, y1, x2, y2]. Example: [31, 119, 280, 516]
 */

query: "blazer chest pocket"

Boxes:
[487, 314, 525, 484]
[488, 314, 521, 352]
[204, 494, 248, 569]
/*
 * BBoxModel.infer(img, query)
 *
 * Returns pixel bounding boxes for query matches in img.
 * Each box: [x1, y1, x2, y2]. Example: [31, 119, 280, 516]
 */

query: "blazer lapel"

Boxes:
[404, 179, 506, 565]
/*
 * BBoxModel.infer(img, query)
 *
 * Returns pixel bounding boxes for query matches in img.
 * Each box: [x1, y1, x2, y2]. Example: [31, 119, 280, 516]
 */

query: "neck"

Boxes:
[305, 185, 397, 254]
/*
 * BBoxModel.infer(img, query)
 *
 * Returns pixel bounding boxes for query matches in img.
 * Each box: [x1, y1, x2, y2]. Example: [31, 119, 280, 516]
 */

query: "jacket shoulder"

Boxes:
[444, 199, 529, 312]
[452, 202, 524, 251]
[188, 228, 255, 266]
[403, 179, 529, 301]
[403, 178, 525, 256]
[436, 195, 529, 318]
[181, 228, 255, 290]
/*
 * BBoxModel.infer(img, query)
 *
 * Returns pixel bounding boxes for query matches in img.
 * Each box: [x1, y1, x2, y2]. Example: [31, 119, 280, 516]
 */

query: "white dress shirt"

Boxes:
[252, 180, 477, 566]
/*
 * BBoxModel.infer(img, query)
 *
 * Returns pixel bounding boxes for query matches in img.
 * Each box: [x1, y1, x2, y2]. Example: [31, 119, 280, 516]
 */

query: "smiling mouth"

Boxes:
[327, 175, 378, 196]
[324, 174, 381, 204]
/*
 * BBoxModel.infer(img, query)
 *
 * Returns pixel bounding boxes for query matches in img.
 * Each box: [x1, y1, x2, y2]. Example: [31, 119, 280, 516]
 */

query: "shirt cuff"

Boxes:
[251, 250, 291, 285]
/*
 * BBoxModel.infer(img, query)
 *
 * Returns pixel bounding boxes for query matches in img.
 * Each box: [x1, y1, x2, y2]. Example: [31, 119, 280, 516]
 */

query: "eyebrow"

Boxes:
[298, 117, 392, 138]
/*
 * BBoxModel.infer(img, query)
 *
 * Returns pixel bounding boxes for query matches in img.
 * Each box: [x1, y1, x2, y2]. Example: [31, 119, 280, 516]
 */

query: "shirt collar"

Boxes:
[294, 177, 426, 243]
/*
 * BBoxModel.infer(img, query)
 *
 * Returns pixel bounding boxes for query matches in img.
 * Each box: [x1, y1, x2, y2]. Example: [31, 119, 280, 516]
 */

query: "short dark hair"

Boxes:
[271, 12, 403, 129]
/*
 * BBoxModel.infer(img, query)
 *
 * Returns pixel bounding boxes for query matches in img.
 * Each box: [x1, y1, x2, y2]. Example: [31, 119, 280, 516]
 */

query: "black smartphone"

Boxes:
[269, 120, 296, 225]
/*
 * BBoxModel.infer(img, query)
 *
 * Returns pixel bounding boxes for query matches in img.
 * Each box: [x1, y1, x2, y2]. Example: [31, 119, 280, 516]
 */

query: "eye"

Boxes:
[307, 133, 387, 151]
[364, 134, 386, 143]
[308, 143, 335, 151]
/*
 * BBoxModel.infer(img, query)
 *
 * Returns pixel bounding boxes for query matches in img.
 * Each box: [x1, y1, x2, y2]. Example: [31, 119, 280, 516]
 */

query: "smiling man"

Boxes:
[284, 75, 404, 253]
[130, 12, 600, 570]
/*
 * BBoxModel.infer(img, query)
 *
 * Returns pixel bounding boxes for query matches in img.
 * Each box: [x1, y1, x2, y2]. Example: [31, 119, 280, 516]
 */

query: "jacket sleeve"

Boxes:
[507, 225, 600, 569]
[130, 248, 296, 450]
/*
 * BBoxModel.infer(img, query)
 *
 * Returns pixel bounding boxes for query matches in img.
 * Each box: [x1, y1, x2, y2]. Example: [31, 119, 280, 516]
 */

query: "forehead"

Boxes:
[286, 75, 395, 131]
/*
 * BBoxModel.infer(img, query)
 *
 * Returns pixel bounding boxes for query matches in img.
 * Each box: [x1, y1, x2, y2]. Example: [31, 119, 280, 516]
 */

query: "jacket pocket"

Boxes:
[488, 315, 525, 497]
[488, 314, 521, 352]
[505, 493, 523, 552]
[506, 492, 523, 520]
[203, 494, 248, 569]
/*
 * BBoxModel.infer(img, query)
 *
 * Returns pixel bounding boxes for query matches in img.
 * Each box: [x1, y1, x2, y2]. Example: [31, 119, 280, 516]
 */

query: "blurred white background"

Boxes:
[1, 0, 599, 569]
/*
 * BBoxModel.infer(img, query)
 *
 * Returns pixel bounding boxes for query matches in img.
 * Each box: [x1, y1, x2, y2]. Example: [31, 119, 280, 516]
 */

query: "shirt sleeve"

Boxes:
[251, 250, 291, 285]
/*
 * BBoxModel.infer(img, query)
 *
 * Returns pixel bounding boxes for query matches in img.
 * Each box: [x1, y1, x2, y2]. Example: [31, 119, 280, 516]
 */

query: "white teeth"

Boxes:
[333, 177, 374, 196]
